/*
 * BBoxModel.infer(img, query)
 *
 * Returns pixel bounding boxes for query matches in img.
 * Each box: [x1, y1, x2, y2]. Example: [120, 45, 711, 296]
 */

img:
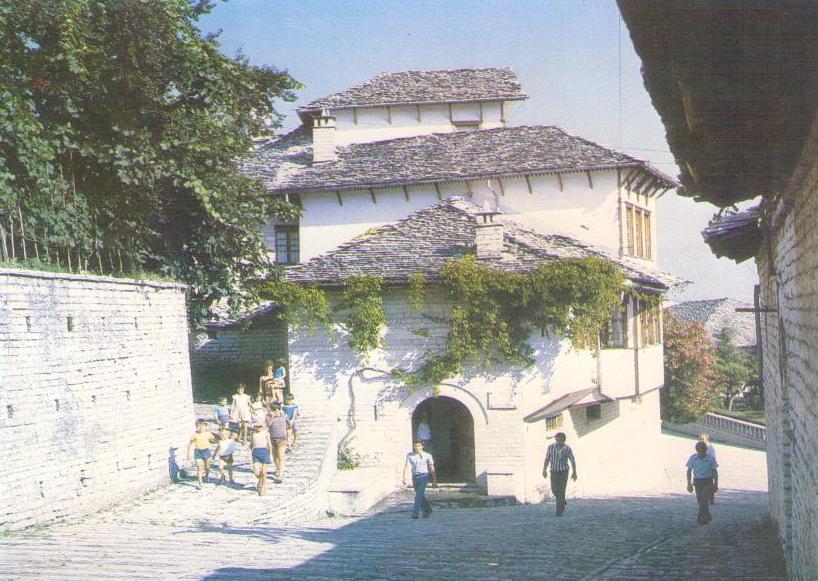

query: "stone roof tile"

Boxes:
[242, 125, 677, 195]
[666, 297, 757, 348]
[299, 68, 527, 111]
[286, 198, 681, 290]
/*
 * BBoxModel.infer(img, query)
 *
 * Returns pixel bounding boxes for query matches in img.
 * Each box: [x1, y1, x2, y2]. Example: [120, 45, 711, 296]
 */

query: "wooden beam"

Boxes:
[633, 172, 651, 196]
[624, 169, 639, 192]
[465, 181, 474, 197]
[497, 178, 506, 196]
[402, 185, 410, 201]
[500, 101, 505, 122]
[586, 171, 594, 189]
[525, 175, 533, 194]
[353, 108, 358, 125]
[434, 183, 442, 200]
[479, 102, 484, 123]
[448, 103, 453, 122]
[336, 190, 343, 206]
[416, 104, 421, 123]
[386, 106, 392, 125]
[369, 188, 377, 204]
[556, 173, 564, 192]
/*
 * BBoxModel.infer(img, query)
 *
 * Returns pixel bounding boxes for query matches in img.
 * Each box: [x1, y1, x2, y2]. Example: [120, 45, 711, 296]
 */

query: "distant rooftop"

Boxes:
[666, 297, 757, 348]
[240, 125, 677, 195]
[299, 68, 527, 112]
[286, 198, 682, 289]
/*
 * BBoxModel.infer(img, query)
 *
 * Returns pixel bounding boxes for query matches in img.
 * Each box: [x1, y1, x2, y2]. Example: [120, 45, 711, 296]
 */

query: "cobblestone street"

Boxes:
[0, 434, 786, 580]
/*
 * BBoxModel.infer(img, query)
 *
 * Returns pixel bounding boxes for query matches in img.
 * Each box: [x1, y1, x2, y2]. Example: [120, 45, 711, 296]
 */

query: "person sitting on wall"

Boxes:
[230, 384, 252, 445]
[187, 419, 217, 490]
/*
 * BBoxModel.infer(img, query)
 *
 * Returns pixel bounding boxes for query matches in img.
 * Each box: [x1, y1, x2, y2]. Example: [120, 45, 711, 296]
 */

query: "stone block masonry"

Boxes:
[0, 269, 194, 530]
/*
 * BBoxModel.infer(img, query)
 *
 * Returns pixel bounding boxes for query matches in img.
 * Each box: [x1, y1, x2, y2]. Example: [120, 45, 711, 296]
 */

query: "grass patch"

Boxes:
[710, 407, 766, 425]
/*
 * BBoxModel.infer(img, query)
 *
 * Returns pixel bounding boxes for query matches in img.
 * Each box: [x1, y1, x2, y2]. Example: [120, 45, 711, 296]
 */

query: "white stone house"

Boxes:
[199, 68, 682, 500]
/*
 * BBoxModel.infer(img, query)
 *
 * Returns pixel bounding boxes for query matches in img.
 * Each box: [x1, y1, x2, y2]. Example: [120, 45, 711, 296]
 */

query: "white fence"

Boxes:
[664, 412, 766, 450]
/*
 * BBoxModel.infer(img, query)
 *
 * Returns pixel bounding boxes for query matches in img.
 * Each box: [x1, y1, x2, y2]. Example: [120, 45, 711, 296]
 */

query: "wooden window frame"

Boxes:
[274, 225, 300, 265]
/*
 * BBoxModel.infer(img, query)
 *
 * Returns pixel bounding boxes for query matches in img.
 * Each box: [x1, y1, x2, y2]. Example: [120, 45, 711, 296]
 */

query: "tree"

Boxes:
[0, 0, 300, 323]
[714, 327, 759, 411]
[661, 314, 719, 423]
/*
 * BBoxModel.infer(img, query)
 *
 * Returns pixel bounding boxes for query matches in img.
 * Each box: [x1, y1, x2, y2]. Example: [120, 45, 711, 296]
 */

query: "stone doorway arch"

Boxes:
[412, 396, 475, 483]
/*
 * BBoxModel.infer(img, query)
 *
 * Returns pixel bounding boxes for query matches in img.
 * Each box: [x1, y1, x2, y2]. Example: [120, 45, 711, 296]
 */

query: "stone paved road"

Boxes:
[0, 434, 786, 580]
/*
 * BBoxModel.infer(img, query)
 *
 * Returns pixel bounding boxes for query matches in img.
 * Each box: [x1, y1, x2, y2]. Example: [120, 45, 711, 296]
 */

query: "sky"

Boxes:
[200, 0, 759, 304]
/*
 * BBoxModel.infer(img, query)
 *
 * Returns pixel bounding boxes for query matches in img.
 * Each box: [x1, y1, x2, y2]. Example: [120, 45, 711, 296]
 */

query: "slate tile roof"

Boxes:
[286, 198, 682, 290]
[702, 204, 762, 263]
[240, 125, 677, 195]
[666, 297, 757, 348]
[299, 68, 527, 112]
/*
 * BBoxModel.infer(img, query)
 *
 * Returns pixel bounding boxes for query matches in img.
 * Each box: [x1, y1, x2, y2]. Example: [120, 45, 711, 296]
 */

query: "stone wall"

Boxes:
[755, 114, 818, 577]
[0, 269, 194, 530]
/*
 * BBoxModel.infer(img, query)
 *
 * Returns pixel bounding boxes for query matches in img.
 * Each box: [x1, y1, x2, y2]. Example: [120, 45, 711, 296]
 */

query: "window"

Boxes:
[545, 414, 563, 432]
[275, 225, 300, 265]
[586, 404, 602, 421]
[624, 203, 652, 259]
[601, 299, 628, 348]
[637, 300, 662, 347]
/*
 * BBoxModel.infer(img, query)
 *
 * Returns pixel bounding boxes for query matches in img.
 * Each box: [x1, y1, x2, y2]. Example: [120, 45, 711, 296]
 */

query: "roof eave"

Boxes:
[297, 95, 529, 115]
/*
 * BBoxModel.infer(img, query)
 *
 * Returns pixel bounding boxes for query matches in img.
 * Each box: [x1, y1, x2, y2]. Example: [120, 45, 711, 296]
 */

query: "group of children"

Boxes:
[187, 360, 301, 495]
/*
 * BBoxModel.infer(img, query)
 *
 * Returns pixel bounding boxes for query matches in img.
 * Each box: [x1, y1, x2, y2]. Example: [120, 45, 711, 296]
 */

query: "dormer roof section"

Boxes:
[297, 68, 527, 116]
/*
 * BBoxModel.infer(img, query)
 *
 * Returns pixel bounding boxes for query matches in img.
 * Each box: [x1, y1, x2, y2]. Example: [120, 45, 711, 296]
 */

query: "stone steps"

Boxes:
[75, 405, 339, 528]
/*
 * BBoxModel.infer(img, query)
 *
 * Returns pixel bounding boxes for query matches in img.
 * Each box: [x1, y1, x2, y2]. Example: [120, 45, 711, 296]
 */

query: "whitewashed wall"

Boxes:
[0, 269, 194, 530]
[293, 169, 657, 263]
[331, 100, 515, 146]
[287, 288, 666, 502]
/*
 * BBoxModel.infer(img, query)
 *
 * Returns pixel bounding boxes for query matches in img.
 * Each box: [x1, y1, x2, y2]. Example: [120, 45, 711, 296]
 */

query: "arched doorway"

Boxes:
[412, 396, 475, 483]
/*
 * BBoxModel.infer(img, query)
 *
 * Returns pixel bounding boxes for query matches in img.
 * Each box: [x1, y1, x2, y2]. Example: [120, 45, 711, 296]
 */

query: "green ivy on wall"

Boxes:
[336, 275, 388, 356]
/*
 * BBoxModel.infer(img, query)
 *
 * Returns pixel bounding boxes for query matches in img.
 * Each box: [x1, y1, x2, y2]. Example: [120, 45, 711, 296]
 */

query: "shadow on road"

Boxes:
[194, 489, 786, 580]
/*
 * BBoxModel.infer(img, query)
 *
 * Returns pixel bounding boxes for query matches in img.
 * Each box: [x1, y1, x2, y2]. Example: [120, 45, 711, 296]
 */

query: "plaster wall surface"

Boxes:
[287, 288, 666, 502]
[755, 120, 818, 577]
[0, 269, 194, 530]
[331, 101, 511, 146]
[295, 170, 657, 264]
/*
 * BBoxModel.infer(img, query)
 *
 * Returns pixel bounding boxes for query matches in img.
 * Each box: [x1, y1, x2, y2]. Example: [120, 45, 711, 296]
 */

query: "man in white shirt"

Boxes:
[416, 414, 432, 452]
[403, 441, 438, 519]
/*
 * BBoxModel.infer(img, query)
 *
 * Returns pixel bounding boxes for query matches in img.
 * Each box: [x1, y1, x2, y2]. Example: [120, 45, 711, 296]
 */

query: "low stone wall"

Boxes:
[663, 412, 766, 450]
[0, 269, 194, 530]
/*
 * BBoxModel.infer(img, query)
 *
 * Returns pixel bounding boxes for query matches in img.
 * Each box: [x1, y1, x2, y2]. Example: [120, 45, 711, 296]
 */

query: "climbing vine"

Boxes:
[266, 255, 643, 388]
[336, 275, 388, 356]
[258, 279, 331, 330]
[392, 255, 627, 387]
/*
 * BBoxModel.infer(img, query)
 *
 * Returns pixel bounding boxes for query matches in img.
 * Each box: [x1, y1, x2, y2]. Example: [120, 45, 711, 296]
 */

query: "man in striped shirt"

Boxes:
[542, 432, 578, 516]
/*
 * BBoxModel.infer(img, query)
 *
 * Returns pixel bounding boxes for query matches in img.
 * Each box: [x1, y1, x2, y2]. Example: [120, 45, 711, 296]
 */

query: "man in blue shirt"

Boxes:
[686, 441, 719, 524]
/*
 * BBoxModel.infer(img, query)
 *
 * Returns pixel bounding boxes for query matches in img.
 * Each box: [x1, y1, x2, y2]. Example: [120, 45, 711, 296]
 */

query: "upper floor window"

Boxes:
[601, 299, 628, 349]
[274, 225, 299, 265]
[638, 300, 662, 347]
[625, 204, 652, 259]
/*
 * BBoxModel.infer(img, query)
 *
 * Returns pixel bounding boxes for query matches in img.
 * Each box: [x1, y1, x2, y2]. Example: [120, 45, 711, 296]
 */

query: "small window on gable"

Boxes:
[545, 414, 563, 432]
[275, 225, 300, 265]
[586, 404, 602, 421]
[453, 120, 480, 132]
[624, 203, 652, 259]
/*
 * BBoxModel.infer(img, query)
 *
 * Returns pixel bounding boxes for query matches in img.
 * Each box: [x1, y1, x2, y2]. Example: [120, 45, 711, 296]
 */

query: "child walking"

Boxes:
[213, 397, 231, 429]
[282, 394, 300, 452]
[213, 427, 238, 485]
[266, 403, 290, 482]
[251, 424, 273, 496]
[231, 384, 252, 445]
[187, 419, 217, 490]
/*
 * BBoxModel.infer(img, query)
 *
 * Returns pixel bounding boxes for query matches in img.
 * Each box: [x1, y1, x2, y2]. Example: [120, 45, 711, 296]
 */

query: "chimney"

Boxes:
[311, 109, 337, 163]
[474, 203, 503, 260]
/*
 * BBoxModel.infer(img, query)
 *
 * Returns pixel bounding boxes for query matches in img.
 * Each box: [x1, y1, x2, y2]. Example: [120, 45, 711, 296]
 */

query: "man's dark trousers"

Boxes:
[550, 470, 569, 515]
[693, 478, 713, 524]
[412, 473, 432, 518]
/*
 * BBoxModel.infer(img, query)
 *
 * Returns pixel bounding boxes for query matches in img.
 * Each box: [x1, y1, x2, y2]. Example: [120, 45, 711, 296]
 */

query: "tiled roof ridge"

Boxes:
[300, 67, 527, 111]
